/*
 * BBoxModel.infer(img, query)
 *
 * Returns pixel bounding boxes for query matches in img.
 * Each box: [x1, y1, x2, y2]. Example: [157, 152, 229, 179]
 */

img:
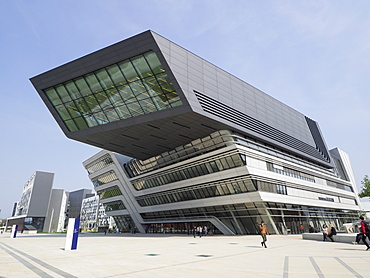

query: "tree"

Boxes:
[358, 175, 370, 198]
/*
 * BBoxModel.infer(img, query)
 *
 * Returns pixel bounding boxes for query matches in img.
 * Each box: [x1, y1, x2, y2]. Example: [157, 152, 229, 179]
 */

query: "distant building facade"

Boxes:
[80, 194, 115, 231]
[44, 189, 68, 232]
[67, 189, 93, 219]
[32, 31, 361, 235]
[6, 171, 58, 232]
[6, 171, 94, 233]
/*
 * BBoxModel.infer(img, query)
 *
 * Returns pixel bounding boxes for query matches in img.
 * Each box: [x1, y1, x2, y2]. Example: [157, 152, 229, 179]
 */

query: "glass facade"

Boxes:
[113, 215, 135, 232]
[44, 51, 182, 132]
[97, 186, 122, 200]
[141, 202, 359, 235]
[136, 176, 256, 206]
[132, 153, 246, 190]
[86, 155, 114, 174]
[92, 171, 118, 188]
[104, 200, 126, 211]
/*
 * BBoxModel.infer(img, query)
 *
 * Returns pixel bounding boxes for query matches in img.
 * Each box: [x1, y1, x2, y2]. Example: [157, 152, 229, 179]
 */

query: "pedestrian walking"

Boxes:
[359, 216, 370, 251]
[300, 224, 305, 233]
[203, 225, 208, 236]
[197, 225, 202, 238]
[193, 226, 197, 238]
[259, 221, 269, 248]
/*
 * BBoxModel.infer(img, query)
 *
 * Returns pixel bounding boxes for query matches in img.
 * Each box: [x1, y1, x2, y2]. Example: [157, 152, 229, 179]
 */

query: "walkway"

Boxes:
[0, 232, 369, 277]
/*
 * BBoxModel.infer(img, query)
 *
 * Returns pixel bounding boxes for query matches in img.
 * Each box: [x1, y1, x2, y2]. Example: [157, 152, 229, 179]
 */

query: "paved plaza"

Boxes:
[0, 232, 369, 277]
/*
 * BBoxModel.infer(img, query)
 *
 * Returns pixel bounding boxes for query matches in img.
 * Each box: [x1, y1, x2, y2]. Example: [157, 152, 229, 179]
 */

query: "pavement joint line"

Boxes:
[105, 244, 287, 277]
[309, 257, 324, 278]
[0, 243, 53, 278]
[0, 242, 77, 278]
[334, 257, 364, 278]
[283, 256, 289, 278]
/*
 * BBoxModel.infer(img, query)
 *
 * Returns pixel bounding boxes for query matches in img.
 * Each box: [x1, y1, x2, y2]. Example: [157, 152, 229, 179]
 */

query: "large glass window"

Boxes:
[132, 152, 246, 190]
[44, 51, 182, 132]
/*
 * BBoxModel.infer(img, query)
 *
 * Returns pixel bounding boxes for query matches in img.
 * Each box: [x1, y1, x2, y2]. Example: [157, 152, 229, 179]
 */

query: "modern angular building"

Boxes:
[31, 30, 361, 235]
[6, 171, 68, 233]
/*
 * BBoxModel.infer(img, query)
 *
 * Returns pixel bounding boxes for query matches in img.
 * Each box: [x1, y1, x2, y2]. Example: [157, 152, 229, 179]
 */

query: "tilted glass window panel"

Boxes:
[135, 90, 151, 101]
[95, 69, 114, 90]
[45, 88, 62, 106]
[84, 114, 99, 127]
[74, 77, 92, 98]
[157, 73, 175, 93]
[74, 116, 89, 129]
[64, 81, 82, 100]
[127, 101, 145, 117]
[64, 101, 82, 119]
[216, 185, 224, 195]
[94, 90, 112, 109]
[93, 110, 109, 124]
[106, 64, 128, 86]
[55, 84, 72, 103]
[73, 98, 91, 114]
[142, 76, 161, 97]
[85, 73, 103, 94]
[84, 94, 100, 111]
[131, 55, 153, 79]
[65, 119, 78, 132]
[129, 80, 147, 98]
[55, 104, 72, 120]
[146, 79, 166, 98]
[105, 87, 125, 106]
[104, 108, 120, 122]
[144, 51, 165, 75]
[117, 84, 136, 102]
[139, 98, 157, 114]
[115, 105, 132, 119]
[152, 95, 170, 110]
[169, 97, 183, 107]
[118, 60, 139, 83]
[225, 156, 236, 168]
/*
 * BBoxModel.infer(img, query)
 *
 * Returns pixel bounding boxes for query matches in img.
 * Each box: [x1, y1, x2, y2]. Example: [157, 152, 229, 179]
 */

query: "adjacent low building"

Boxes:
[31, 30, 361, 235]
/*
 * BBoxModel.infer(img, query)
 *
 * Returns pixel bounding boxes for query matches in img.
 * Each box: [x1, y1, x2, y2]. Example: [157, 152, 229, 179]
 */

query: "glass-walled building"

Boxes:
[31, 30, 361, 235]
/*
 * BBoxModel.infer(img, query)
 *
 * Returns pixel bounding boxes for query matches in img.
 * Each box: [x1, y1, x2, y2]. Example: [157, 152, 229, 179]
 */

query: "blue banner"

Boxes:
[71, 218, 80, 250]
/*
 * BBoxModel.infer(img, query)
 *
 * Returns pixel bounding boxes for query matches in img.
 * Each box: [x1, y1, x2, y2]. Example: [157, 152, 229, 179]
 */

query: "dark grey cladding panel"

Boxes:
[67, 111, 229, 160]
[194, 91, 332, 166]
[154, 32, 315, 148]
[31, 31, 156, 89]
[305, 117, 331, 162]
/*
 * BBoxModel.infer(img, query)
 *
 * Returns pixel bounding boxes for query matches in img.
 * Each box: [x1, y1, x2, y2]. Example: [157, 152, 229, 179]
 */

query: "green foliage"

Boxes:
[358, 175, 370, 198]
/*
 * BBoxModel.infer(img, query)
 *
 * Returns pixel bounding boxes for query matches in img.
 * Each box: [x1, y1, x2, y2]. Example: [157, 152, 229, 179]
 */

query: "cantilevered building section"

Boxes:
[31, 30, 361, 235]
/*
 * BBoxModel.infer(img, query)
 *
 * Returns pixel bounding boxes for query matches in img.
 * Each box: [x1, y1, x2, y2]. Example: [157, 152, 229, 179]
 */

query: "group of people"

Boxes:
[260, 216, 370, 251]
[192, 225, 208, 238]
[321, 224, 337, 242]
[321, 216, 370, 250]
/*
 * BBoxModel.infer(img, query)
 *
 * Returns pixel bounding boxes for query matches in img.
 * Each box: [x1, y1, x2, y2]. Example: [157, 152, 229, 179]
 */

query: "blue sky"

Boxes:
[1, 0, 369, 218]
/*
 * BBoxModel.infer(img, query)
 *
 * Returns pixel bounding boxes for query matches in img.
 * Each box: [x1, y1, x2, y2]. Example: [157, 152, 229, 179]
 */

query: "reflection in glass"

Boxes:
[44, 51, 182, 131]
